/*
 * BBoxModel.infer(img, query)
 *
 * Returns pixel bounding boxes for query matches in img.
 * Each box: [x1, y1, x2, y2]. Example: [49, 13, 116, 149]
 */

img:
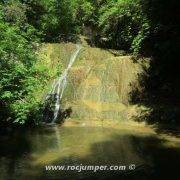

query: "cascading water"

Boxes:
[44, 44, 82, 123]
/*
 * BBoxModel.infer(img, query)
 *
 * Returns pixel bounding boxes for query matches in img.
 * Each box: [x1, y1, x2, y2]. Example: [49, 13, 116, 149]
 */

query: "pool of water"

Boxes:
[0, 120, 180, 180]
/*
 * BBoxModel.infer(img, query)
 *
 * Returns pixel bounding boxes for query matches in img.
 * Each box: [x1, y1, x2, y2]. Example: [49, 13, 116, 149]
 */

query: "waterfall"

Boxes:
[45, 44, 82, 123]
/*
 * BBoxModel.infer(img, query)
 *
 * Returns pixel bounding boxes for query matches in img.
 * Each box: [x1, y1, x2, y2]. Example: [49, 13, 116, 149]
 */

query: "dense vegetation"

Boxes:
[0, 0, 179, 127]
[0, 1, 50, 125]
[129, 0, 180, 127]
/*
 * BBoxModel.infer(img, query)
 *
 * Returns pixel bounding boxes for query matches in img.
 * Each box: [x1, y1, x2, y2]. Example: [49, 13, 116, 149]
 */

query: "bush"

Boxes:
[97, 0, 142, 50]
[0, 6, 47, 125]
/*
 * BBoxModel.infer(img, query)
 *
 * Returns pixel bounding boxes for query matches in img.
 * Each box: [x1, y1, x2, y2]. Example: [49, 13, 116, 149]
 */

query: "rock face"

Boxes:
[40, 42, 146, 124]
[62, 46, 144, 123]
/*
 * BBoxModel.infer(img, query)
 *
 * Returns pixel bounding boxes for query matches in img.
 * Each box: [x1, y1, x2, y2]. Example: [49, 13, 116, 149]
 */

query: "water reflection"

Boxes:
[0, 123, 179, 179]
[0, 130, 31, 179]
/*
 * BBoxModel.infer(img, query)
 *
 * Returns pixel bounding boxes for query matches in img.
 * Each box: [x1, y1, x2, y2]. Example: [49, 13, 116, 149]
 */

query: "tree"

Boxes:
[0, 2, 46, 125]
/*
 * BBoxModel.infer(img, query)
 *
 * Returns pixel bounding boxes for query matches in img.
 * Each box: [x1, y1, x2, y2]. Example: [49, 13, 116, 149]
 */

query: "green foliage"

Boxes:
[0, 3, 48, 125]
[131, 22, 150, 54]
[20, 0, 95, 41]
[2, 0, 27, 26]
[74, 0, 94, 26]
[97, 0, 143, 51]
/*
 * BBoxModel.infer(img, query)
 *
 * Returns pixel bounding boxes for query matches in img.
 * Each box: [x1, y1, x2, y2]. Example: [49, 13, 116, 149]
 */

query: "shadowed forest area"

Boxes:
[129, 0, 180, 132]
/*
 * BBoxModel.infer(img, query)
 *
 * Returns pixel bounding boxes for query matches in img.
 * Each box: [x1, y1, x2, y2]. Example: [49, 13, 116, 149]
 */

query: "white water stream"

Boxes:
[46, 44, 82, 123]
